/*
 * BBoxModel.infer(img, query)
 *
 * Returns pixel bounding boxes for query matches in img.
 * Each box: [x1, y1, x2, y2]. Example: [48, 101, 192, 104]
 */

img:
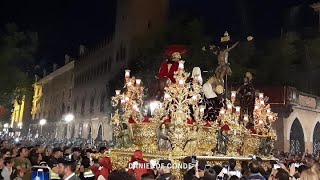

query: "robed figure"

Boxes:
[237, 72, 255, 123]
[151, 45, 187, 100]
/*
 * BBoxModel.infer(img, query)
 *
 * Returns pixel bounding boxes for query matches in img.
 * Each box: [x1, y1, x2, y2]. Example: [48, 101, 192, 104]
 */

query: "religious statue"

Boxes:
[191, 67, 203, 85]
[151, 45, 187, 100]
[202, 32, 239, 92]
[214, 129, 229, 155]
[202, 77, 224, 121]
[116, 123, 133, 148]
[237, 72, 255, 123]
[157, 123, 172, 151]
[184, 125, 199, 154]
[259, 136, 273, 156]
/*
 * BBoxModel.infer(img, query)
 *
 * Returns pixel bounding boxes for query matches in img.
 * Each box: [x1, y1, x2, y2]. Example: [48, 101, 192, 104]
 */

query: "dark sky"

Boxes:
[0, 0, 318, 66]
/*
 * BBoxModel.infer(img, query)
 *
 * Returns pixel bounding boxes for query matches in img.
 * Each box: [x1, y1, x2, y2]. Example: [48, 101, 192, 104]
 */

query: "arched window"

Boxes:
[90, 96, 95, 114]
[70, 124, 75, 139]
[81, 97, 85, 116]
[313, 122, 320, 153]
[290, 118, 305, 153]
[100, 93, 106, 112]
[97, 124, 103, 141]
[88, 123, 92, 140]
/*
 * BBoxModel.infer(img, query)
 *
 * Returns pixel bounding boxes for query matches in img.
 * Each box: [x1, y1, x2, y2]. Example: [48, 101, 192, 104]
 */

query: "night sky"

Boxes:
[0, 0, 318, 66]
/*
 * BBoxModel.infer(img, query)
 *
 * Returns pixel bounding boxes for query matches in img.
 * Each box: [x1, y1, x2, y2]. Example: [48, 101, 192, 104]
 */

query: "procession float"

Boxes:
[94, 32, 277, 178]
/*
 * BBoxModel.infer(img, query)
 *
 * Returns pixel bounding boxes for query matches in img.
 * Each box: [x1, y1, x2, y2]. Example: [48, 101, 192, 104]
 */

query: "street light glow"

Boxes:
[3, 123, 8, 128]
[39, 119, 47, 126]
[64, 113, 75, 123]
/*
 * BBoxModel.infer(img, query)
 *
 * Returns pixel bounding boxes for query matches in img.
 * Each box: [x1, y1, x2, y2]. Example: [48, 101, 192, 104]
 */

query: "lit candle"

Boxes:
[200, 106, 205, 114]
[267, 108, 271, 114]
[178, 79, 184, 85]
[231, 91, 237, 101]
[259, 93, 264, 100]
[268, 115, 273, 121]
[125, 70, 131, 78]
[259, 120, 263, 125]
[136, 79, 141, 87]
[260, 100, 265, 105]
[115, 90, 121, 95]
[164, 93, 170, 100]
[125, 96, 129, 102]
[235, 106, 240, 115]
[192, 95, 197, 101]
[234, 129, 237, 135]
[127, 81, 132, 87]
[227, 103, 232, 113]
[243, 115, 249, 121]
[254, 105, 259, 110]
[121, 99, 125, 104]
[220, 109, 225, 115]
[178, 60, 185, 71]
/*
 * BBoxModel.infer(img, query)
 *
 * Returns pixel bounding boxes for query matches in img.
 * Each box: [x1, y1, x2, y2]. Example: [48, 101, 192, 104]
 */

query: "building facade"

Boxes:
[10, 94, 32, 136]
[30, 61, 74, 138]
[259, 86, 320, 153]
[71, 0, 169, 141]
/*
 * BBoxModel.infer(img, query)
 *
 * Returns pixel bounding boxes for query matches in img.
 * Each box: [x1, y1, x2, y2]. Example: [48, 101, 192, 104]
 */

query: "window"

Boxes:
[62, 103, 65, 115]
[69, 88, 72, 99]
[62, 90, 65, 99]
[81, 98, 85, 116]
[100, 94, 106, 112]
[67, 106, 70, 112]
[90, 96, 95, 114]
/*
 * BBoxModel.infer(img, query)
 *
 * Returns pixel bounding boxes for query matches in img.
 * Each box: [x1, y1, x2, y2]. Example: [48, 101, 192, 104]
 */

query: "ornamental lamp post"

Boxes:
[39, 119, 47, 136]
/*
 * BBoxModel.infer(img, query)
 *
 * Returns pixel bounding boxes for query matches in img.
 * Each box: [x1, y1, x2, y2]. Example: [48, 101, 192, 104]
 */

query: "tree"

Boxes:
[0, 23, 38, 110]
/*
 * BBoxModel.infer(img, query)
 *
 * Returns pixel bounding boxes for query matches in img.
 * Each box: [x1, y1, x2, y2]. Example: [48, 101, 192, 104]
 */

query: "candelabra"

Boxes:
[111, 70, 144, 123]
[154, 60, 205, 154]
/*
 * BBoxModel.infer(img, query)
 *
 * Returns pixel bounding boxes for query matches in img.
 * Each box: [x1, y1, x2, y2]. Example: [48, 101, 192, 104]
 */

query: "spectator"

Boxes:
[141, 173, 155, 180]
[11, 169, 24, 180]
[14, 147, 31, 180]
[275, 168, 289, 180]
[0, 150, 10, 159]
[300, 169, 319, 180]
[203, 168, 217, 180]
[1, 157, 13, 180]
[108, 170, 135, 180]
[247, 160, 265, 180]
[58, 157, 80, 180]
[157, 160, 175, 180]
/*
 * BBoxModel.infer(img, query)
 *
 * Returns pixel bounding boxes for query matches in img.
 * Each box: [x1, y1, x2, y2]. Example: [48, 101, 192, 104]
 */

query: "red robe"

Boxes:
[127, 150, 153, 180]
[158, 60, 179, 83]
[91, 157, 112, 180]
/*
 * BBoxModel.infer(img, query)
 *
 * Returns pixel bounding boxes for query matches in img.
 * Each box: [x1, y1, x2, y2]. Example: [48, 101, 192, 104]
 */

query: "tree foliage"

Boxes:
[0, 23, 38, 109]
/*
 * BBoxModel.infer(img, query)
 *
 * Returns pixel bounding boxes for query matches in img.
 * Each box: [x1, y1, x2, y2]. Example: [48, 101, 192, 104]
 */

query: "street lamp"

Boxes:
[3, 123, 8, 128]
[64, 113, 75, 123]
[17, 123, 22, 129]
[39, 119, 47, 136]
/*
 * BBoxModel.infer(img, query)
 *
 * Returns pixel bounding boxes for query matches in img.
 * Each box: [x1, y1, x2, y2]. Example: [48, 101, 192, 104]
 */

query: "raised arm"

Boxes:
[226, 41, 239, 52]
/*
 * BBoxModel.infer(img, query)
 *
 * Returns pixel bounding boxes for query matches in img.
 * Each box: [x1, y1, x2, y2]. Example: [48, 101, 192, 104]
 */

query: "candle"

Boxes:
[267, 108, 271, 114]
[234, 129, 237, 135]
[127, 81, 132, 87]
[268, 115, 273, 121]
[136, 79, 141, 87]
[243, 115, 249, 121]
[192, 95, 197, 101]
[178, 60, 185, 71]
[259, 120, 263, 125]
[231, 91, 237, 100]
[125, 70, 131, 78]
[220, 109, 225, 115]
[125, 97, 129, 102]
[164, 93, 171, 100]
[259, 93, 264, 100]
[200, 107, 205, 114]
[121, 99, 125, 104]
[227, 104, 232, 112]
[235, 106, 240, 115]
[178, 79, 184, 85]
[254, 105, 259, 110]
[115, 90, 121, 95]
[260, 100, 265, 105]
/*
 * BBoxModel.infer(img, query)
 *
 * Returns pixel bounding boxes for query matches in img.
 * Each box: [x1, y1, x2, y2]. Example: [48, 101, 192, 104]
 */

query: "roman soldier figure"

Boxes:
[158, 45, 187, 83]
[152, 45, 187, 100]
